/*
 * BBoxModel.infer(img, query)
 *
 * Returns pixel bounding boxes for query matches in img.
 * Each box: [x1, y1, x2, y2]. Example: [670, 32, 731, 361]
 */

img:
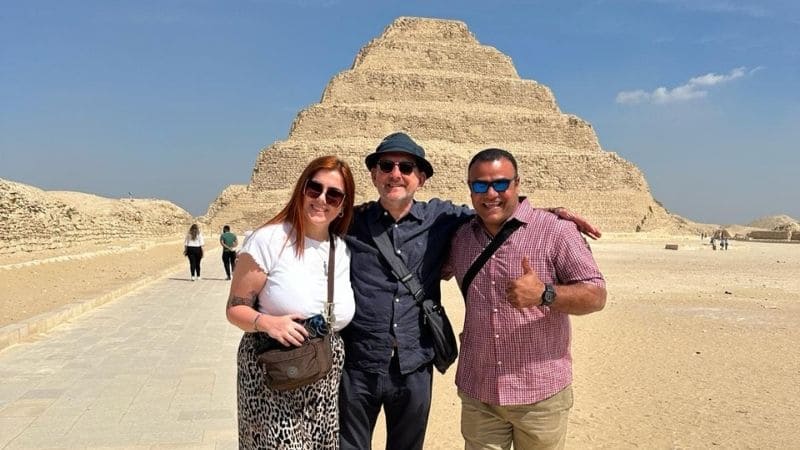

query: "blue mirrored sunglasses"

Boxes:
[469, 178, 515, 194]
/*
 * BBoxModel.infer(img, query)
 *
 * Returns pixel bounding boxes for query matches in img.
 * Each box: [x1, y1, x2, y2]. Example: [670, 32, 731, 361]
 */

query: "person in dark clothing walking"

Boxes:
[219, 225, 238, 280]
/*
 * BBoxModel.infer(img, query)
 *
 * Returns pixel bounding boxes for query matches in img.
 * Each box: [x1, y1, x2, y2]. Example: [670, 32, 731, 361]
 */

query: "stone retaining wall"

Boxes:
[747, 230, 791, 240]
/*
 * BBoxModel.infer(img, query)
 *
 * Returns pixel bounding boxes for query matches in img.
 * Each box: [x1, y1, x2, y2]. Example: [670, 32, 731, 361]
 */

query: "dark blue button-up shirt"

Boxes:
[342, 198, 473, 374]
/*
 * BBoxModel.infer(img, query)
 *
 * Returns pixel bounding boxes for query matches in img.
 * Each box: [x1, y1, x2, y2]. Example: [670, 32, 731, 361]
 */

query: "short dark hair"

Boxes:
[223, 225, 230, 232]
[468, 148, 518, 175]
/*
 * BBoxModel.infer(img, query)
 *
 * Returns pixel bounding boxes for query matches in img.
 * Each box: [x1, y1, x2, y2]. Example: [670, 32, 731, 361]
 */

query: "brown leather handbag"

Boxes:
[257, 333, 333, 391]
[255, 236, 336, 391]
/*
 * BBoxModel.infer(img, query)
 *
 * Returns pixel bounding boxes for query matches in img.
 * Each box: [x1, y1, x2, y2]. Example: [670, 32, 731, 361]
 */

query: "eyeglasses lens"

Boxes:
[470, 179, 512, 194]
[305, 180, 345, 207]
[377, 160, 415, 175]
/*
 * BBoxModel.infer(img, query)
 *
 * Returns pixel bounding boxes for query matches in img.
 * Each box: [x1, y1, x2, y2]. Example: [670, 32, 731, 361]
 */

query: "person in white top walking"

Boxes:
[183, 224, 204, 281]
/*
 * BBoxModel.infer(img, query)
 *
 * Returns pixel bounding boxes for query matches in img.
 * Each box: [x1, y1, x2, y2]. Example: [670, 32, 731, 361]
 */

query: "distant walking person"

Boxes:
[184, 224, 204, 281]
[220, 225, 238, 280]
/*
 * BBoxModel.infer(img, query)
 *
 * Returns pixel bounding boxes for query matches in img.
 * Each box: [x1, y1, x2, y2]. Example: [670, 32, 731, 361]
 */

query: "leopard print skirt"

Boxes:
[236, 331, 344, 450]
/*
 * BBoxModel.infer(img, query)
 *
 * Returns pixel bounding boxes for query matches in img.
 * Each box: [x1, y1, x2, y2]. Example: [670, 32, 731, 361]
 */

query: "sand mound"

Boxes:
[747, 214, 798, 230]
[0, 178, 194, 256]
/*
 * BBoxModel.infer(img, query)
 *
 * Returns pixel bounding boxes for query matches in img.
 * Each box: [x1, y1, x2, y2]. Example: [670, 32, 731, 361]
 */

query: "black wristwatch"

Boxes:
[541, 283, 556, 306]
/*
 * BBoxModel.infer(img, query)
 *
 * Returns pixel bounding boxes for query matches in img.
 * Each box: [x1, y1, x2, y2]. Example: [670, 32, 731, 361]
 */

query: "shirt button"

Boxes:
[383, 211, 388, 216]
[393, 323, 398, 328]
[491, 281, 496, 286]
[495, 334, 499, 338]
[497, 361, 502, 366]
[493, 308, 498, 313]
[395, 298, 400, 303]
[395, 249, 402, 255]
[491, 255, 496, 259]
[394, 224, 398, 228]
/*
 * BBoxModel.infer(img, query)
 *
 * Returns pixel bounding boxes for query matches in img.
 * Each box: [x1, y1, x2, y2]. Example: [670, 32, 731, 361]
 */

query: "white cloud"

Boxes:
[616, 66, 759, 105]
[689, 67, 746, 86]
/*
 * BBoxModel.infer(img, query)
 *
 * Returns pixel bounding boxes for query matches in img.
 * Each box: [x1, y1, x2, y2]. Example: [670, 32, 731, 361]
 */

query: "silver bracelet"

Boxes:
[252, 313, 262, 332]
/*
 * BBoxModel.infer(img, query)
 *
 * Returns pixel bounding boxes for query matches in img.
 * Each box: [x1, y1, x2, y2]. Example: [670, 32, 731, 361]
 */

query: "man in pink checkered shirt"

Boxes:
[443, 148, 607, 450]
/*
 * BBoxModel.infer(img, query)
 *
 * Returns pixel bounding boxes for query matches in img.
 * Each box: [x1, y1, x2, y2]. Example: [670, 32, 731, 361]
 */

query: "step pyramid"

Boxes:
[205, 16, 687, 233]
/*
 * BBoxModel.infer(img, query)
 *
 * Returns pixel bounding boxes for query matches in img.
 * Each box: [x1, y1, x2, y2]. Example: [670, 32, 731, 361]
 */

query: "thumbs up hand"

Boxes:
[507, 257, 544, 309]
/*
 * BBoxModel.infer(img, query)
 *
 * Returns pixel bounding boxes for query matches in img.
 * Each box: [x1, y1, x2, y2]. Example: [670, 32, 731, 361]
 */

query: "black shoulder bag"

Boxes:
[460, 220, 523, 298]
[368, 219, 458, 374]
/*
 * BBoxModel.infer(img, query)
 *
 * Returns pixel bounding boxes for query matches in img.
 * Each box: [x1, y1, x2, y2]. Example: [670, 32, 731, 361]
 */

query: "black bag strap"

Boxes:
[460, 220, 523, 298]
[367, 217, 426, 306]
[324, 233, 336, 324]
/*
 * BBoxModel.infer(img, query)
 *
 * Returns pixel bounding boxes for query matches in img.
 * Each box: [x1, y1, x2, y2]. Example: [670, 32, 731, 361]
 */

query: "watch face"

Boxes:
[542, 284, 556, 305]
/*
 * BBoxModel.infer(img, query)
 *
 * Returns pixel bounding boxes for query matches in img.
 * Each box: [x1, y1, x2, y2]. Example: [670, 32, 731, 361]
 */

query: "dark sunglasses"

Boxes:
[377, 159, 416, 175]
[469, 178, 515, 194]
[304, 179, 345, 207]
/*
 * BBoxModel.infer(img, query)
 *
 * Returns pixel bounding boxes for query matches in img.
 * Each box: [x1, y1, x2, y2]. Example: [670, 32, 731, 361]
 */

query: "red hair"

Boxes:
[263, 155, 356, 256]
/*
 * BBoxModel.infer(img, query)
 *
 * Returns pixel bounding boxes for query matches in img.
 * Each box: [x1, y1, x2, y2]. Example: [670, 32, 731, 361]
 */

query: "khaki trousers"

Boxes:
[459, 385, 573, 450]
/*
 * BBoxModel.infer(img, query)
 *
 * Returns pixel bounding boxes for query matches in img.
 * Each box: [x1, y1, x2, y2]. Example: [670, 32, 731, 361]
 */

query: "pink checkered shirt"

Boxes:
[443, 198, 605, 405]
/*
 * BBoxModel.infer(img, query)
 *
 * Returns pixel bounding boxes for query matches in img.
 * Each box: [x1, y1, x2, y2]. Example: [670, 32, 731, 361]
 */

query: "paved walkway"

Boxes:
[0, 250, 242, 449]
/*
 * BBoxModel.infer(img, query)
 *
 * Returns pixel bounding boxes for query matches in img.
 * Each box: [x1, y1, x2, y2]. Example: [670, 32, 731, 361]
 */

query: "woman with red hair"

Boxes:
[225, 155, 357, 449]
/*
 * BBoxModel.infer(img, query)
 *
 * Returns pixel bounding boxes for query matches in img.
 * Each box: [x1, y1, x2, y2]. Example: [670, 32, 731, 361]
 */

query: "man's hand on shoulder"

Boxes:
[550, 207, 602, 240]
[506, 257, 544, 309]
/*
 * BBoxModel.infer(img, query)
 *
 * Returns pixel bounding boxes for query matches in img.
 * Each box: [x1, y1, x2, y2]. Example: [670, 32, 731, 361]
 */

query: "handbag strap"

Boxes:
[367, 217, 426, 306]
[325, 233, 336, 323]
[459, 219, 523, 299]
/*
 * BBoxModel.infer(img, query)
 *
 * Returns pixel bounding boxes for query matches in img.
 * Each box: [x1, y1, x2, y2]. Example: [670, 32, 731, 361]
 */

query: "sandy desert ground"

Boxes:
[0, 238, 193, 327]
[2, 234, 798, 448]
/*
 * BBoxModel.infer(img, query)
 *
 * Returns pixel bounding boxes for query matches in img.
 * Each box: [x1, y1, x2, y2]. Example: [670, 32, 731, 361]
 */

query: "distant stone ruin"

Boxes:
[0, 178, 193, 256]
[746, 230, 800, 242]
[204, 16, 689, 233]
[744, 216, 800, 242]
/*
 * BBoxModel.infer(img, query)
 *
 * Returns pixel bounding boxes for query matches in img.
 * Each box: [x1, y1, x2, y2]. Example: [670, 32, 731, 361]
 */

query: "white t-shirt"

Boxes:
[240, 223, 355, 332]
[184, 233, 204, 247]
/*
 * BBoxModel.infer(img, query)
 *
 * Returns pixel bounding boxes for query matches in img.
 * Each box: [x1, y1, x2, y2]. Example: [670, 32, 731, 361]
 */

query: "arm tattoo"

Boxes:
[227, 291, 259, 308]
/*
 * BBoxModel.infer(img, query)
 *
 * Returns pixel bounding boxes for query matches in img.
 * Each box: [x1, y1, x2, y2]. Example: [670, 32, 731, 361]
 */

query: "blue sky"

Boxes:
[2, 0, 798, 225]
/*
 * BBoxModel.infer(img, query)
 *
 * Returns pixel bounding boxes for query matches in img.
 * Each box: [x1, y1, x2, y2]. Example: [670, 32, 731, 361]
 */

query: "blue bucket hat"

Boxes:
[365, 132, 434, 177]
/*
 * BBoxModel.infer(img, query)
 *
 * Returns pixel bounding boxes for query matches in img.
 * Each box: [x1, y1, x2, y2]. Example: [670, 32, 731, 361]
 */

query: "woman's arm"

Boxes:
[225, 253, 308, 346]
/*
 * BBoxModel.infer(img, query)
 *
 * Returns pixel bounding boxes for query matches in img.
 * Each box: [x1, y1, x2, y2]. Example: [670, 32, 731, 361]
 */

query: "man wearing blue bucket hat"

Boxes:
[339, 132, 600, 450]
